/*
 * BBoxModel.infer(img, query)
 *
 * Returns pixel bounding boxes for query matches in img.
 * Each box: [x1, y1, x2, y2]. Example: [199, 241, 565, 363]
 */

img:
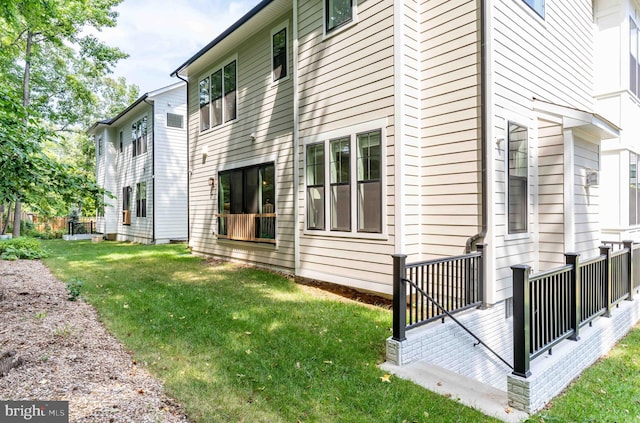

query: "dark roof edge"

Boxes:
[170, 0, 275, 77]
[87, 93, 149, 133]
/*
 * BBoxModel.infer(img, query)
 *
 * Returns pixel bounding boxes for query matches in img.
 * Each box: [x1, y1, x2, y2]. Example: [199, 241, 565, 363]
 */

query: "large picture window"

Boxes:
[199, 59, 237, 131]
[218, 162, 275, 242]
[325, 0, 352, 33]
[304, 127, 383, 235]
[508, 122, 528, 234]
[136, 182, 147, 218]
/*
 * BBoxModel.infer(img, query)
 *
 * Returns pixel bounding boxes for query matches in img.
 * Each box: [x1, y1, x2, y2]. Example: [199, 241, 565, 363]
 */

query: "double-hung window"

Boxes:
[507, 122, 528, 234]
[136, 182, 146, 218]
[306, 143, 325, 230]
[357, 131, 382, 232]
[200, 59, 237, 131]
[122, 186, 132, 225]
[325, 0, 352, 33]
[97, 136, 103, 156]
[132, 116, 148, 157]
[305, 128, 383, 235]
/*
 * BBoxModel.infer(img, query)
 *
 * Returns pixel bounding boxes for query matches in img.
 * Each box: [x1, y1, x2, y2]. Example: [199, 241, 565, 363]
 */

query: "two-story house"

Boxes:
[90, 82, 188, 244]
[170, 0, 640, 414]
[173, 0, 618, 300]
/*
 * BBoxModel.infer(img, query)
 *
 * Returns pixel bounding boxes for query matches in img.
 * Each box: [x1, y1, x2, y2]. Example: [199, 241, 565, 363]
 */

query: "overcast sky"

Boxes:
[92, 0, 261, 94]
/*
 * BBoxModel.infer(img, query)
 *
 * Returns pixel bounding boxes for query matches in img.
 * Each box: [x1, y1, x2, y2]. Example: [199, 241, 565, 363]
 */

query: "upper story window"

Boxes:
[199, 59, 237, 132]
[522, 0, 544, 18]
[119, 131, 123, 153]
[132, 116, 148, 157]
[325, 0, 352, 33]
[97, 136, 103, 156]
[272, 24, 288, 82]
[507, 122, 528, 234]
[630, 18, 640, 98]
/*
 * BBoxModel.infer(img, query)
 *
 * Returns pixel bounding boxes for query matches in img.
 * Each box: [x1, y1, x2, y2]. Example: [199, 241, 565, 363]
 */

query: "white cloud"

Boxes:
[92, 0, 259, 93]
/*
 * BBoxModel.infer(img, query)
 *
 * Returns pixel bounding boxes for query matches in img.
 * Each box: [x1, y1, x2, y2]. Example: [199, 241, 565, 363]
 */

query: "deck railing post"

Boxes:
[476, 244, 487, 307]
[624, 241, 634, 301]
[600, 245, 613, 317]
[392, 254, 407, 342]
[511, 264, 531, 378]
[565, 253, 581, 341]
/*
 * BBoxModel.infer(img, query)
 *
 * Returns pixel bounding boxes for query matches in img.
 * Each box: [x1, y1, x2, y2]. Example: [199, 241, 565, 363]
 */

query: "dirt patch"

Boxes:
[0, 259, 189, 423]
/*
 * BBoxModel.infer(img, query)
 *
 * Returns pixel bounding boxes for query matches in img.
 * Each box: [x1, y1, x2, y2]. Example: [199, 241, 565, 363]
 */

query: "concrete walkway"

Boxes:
[379, 360, 529, 423]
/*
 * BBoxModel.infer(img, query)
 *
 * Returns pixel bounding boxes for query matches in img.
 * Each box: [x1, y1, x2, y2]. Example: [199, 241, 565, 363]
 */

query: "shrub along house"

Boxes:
[171, 0, 640, 415]
[90, 82, 188, 244]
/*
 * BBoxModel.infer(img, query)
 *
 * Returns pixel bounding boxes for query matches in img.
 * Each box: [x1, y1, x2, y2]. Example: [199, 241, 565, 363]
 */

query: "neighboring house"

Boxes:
[90, 82, 188, 244]
[170, 0, 640, 415]
[598, 3, 640, 243]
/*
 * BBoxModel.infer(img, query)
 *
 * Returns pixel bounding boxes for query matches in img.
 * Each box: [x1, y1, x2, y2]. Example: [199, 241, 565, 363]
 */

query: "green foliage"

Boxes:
[0, 237, 49, 260]
[0, 0, 129, 218]
[65, 279, 83, 301]
[42, 241, 499, 423]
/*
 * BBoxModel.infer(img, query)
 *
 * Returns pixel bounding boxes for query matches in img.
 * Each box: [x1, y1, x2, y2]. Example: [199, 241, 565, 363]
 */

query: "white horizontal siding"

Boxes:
[420, 0, 482, 258]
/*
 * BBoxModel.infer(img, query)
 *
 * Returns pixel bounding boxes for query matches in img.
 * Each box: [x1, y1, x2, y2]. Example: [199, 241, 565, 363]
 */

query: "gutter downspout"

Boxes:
[143, 98, 155, 243]
[465, 0, 488, 254]
[293, 0, 300, 275]
[175, 74, 190, 246]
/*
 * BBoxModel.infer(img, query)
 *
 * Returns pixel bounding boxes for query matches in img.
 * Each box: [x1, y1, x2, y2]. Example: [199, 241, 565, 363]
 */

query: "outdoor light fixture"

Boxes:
[201, 145, 208, 160]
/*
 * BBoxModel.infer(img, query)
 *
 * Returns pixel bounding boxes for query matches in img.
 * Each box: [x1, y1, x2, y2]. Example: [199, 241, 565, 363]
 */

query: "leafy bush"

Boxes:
[66, 279, 83, 301]
[0, 237, 49, 260]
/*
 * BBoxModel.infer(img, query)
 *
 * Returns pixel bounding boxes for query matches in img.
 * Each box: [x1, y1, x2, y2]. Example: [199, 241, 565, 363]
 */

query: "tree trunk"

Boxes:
[13, 31, 33, 238]
[12, 200, 21, 237]
[0, 203, 10, 235]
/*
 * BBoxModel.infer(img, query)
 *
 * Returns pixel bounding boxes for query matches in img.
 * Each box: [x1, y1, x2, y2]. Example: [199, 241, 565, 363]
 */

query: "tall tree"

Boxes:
[0, 0, 127, 235]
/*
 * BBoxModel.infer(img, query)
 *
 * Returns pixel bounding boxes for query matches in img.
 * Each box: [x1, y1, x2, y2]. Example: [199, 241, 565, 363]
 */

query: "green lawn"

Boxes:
[526, 327, 640, 423]
[41, 240, 498, 423]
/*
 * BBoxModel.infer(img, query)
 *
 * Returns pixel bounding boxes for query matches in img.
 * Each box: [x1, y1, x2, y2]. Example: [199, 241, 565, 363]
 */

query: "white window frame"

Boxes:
[270, 20, 290, 84]
[522, 0, 544, 19]
[198, 54, 238, 133]
[504, 119, 530, 239]
[323, 0, 358, 39]
[131, 114, 148, 158]
[303, 119, 387, 240]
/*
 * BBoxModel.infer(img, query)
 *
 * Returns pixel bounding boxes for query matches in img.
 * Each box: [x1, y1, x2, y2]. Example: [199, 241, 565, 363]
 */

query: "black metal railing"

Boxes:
[392, 244, 485, 342]
[67, 220, 95, 236]
[512, 242, 639, 378]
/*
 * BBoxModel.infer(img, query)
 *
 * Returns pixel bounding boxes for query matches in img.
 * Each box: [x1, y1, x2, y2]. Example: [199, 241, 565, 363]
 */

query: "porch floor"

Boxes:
[379, 360, 528, 422]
